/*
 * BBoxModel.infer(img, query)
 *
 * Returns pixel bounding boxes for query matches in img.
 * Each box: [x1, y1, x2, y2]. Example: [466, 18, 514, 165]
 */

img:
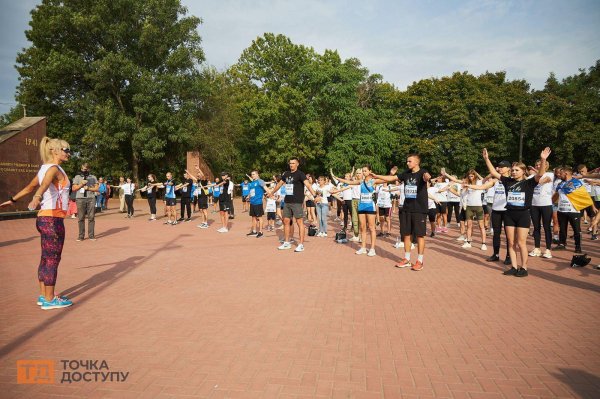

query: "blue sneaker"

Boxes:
[37, 295, 69, 306]
[40, 296, 73, 310]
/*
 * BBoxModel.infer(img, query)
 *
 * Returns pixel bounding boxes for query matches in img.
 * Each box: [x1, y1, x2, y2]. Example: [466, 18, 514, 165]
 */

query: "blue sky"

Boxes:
[1, 0, 599, 116]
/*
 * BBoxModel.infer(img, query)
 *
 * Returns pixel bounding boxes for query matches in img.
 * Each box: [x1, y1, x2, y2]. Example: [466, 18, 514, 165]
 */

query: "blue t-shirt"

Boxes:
[241, 183, 250, 196]
[164, 180, 176, 199]
[213, 185, 221, 197]
[249, 179, 266, 205]
[357, 179, 376, 212]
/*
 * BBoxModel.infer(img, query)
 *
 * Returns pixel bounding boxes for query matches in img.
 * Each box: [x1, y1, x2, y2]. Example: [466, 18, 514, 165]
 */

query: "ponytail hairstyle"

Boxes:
[39, 137, 69, 164]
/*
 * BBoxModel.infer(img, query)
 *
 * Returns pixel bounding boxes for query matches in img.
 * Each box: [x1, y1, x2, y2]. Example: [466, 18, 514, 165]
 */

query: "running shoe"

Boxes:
[367, 249, 376, 257]
[177, 217, 184, 221]
[503, 267, 518, 276]
[515, 268, 529, 277]
[395, 259, 412, 268]
[411, 261, 424, 271]
[461, 241, 472, 248]
[40, 296, 73, 310]
[430, 232, 435, 238]
[172, 221, 178, 225]
[247, 231, 258, 236]
[294, 244, 304, 252]
[481, 244, 487, 251]
[486, 254, 499, 262]
[217, 227, 228, 233]
[256, 232, 264, 238]
[393, 241, 404, 249]
[37, 295, 69, 306]
[349, 236, 360, 242]
[553, 244, 566, 251]
[278, 242, 292, 250]
[543, 249, 552, 258]
[591, 234, 598, 241]
[355, 248, 367, 255]
[529, 248, 542, 257]
[185, 218, 191, 222]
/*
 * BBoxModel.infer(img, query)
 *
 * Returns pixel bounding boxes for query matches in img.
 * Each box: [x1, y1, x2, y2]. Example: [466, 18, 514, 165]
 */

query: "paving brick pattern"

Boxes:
[1, 199, 599, 398]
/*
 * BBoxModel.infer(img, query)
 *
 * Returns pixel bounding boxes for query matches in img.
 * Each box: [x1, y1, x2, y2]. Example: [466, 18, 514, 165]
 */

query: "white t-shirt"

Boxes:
[485, 186, 495, 204]
[466, 180, 483, 207]
[316, 184, 330, 204]
[351, 183, 361, 200]
[557, 190, 577, 213]
[446, 183, 461, 202]
[376, 186, 392, 208]
[434, 182, 448, 202]
[121, 183, 135, 195]
[532, 172, 554, 207]
[491, 180, 507, 211]
[341, 184, 353, 201]
[427, 187, 438, 209]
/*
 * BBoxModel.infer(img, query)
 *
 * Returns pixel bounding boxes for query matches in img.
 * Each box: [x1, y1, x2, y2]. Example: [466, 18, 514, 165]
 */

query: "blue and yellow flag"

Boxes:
[558, 178, 594, 211]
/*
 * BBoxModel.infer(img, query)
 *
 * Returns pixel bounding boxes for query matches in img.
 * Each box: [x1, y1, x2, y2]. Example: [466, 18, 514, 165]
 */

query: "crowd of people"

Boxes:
[2, 137, 599, 310]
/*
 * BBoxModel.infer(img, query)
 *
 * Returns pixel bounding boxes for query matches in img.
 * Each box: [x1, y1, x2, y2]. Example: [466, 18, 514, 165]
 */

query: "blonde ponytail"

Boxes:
[39, 137, 70, 164]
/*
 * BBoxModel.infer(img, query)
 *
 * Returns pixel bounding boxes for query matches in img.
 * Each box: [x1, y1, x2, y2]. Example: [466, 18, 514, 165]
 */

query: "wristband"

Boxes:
[33, 194, 42, 199]
[9, 196, 16, 203]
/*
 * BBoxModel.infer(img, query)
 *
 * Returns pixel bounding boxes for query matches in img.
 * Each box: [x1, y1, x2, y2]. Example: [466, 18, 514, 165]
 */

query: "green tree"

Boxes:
[15, 0, 205, 180]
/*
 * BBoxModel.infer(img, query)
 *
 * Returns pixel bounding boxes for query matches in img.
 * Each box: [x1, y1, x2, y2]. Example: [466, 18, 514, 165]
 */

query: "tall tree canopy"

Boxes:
[15, 0, 205, 180]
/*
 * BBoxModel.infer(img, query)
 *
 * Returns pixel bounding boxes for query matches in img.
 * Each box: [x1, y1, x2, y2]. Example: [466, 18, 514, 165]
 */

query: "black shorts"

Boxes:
[165, 198, 176, 206]
[400, 212, 427, 237]
[249, 204, 264, 217]
[219, 200, 231, 212]
[378, 207, 390, 217]
[458, 209, 466, 222]
[198, 197, 208, 209]
[213, 196, 220, 204]
[428, 208, 437, 222]
[435, 202, 447, 214]
[504, 209, 531, 228]
[242, 195, 249, 202]
[306, 200, 315, 208]
[358, 210, 376, 215]
[483, 204, 492, 215]
[267, 212, 276, 221]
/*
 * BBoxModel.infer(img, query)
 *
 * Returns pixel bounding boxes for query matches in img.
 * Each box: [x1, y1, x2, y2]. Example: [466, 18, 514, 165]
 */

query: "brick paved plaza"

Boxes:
[1, 199, 599, 398]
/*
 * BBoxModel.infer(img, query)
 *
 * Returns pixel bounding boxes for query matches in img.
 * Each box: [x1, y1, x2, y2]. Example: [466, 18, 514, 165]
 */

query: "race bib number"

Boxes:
[250, 189, 255, 198]
[285, 184, 294, 195]
[533, 185, 541, 195]
[183, 186, 187, 192]
[405, 184, 417, 199]
[558, 198, 573, 213]
[507, 191, 525, 207]
[266, 199, 276, 212]
[360, 193, 373, 203]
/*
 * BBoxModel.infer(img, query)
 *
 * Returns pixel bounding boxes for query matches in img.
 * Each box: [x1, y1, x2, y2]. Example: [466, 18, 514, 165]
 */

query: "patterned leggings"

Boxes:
[36, 216, 65, 286]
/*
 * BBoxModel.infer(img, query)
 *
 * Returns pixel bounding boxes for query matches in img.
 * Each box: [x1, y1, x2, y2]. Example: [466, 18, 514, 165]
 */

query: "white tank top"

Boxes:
[37, 164, 70, 218]
[532, 172, 554, 207]
[492, 180, 507, 211]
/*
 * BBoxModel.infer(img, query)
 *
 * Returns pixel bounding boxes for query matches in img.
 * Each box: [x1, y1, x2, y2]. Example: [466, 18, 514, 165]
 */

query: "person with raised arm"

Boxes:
[138, 174, 161, 221]
[371, 154, 431, 270]
[0, 137, 73, 309]
[482, 147, 552, 277]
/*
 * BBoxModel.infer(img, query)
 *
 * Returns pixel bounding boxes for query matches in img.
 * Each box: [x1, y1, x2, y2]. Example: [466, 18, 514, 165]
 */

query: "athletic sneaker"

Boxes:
[456, 235, 465, 241]
[553, 244, 566, 251]
[37, 295, 69, 306]
[430, 232, 435, 238]
[164, 220, 171, 225]
[278, 242, 292, 250]
[178, 217, 184, 221]
[89, 237, 96, 241]
[393, 241, 404, 249]
[322, 233, 328, 238]
[185, 218, 191, 222]
[40, 296, 73, 310]
[515, 268, 529, 277]
[542, 249, 552, 259]
[367, 249, 376, 257]
[256, 232, 263, 238]
[441, 227, 448, 233]
[529, 248, 542, 257]
[355, 248, 367, 255]
[411, 261, 424, 271]
[76, 237, 83, 242]
[349, 236, 360, 242]
[217, 227, 228, 233]
[481, 244, 487, 251]
[294, 244, 304, 252]
[486, 254, 500, 262]
[591, 234, 598, 241]
[247, 231, 258, 236]
[149, 218, 156, 221]
[172, 221, 178, 225]
[503, 267, 518, 276]
[461, 241, 472, 249]
[395, 259, 412, 268]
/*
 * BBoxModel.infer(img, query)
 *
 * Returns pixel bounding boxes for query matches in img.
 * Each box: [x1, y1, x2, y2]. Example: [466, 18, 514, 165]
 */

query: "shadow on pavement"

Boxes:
[95, 226, 129, 239]
[0, 236, 37, 248]
[0, 235, 186, 358]
[551, 368, 600, 399]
